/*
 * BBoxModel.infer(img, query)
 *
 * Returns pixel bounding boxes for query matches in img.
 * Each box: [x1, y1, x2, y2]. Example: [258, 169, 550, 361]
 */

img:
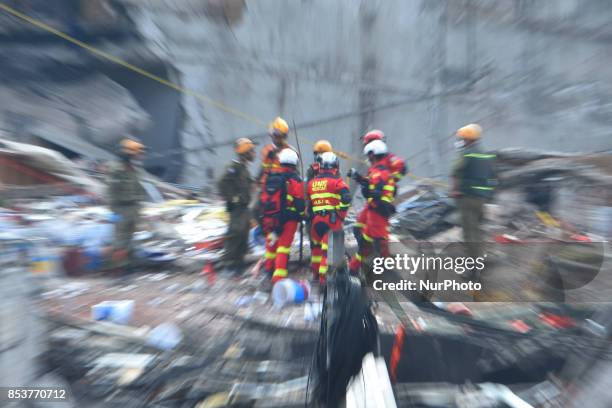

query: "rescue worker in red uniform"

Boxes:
[353, 129, 406, 247]
[258, 117, 295, 186]
[348, 140, 396, 275]
[306, 152, 351, 285]
[259, 148, 305, 284]
[306, 140, 333, 182]
[361, 129, 407, 188]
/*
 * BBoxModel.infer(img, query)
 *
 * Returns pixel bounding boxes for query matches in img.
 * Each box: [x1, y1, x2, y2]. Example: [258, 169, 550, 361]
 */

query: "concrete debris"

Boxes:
[0, 137, 105, 197]
[390, 185, 456, 239]
[146, 322, 183, 350]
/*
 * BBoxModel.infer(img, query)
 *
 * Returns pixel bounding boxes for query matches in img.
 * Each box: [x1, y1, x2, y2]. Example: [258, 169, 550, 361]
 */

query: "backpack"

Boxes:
[260, 172, 289, 232]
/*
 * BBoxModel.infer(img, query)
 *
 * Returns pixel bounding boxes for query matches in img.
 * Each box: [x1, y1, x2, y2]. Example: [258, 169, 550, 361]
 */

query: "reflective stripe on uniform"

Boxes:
[286, 195, 294, 202]
[310, 192, 341, 200]
[354, 222, 365, 229]
[273, 268, 288, 277]
[264, 251, 276, 260]
[311, 255, 323, 263]
[312, 205, 337, 212]
[277, 246, 291, 254]
[369, 184, 375, 190]
[381, 196, 394, 203]
[355, 253, 363, 261]
[321, 243, 328, 250]
[338, 203, 350, 208]
[383, 185, 395, 192]
[319, 265, 328, 275]
[362, 233, 374, 243]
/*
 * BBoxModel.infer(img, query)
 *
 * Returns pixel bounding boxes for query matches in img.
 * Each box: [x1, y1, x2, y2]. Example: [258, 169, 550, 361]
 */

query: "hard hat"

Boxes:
[234, 137, 255, 154]
[363, 139, 388, 156]
[456, 123, 482, 140]
[313, 140, 333, 154]
[362, 129, 385, 145]
[320, 151, 339, 169]
[268, 117, 289, 135]
[278, 148, 299, 166]
[120, 138, 144, 155]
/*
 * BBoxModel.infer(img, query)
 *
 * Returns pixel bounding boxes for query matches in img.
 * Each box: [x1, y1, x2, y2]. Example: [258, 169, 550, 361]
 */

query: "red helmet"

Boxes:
[362, 129, 385, 145]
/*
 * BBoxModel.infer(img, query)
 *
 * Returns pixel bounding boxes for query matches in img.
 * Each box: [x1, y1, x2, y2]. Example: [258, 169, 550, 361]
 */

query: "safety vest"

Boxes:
[459, 147, 497, 198]
[307, 172, 350, 215]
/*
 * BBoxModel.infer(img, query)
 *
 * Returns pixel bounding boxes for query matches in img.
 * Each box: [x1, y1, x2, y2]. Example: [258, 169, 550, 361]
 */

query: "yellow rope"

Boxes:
[0, 2, 448, 187]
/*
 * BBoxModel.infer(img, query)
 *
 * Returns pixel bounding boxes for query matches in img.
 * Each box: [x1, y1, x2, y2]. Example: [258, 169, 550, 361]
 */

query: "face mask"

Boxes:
[454, 140, 465, 150]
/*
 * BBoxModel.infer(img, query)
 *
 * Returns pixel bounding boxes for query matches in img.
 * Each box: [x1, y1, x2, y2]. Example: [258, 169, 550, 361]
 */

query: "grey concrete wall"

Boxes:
[124, 0, 612, 187]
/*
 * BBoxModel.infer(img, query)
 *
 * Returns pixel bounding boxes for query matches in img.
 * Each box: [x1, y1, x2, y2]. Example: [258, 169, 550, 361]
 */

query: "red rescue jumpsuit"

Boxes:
[353, 153, 406, 241]
[349, 161, 395, 273]
[261, 167, 305, 284]
[307, 170, 351, 284]
[382, 153, 407, 189]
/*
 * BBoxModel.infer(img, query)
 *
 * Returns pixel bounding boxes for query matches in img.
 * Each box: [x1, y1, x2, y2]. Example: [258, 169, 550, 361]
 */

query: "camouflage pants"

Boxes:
[222, 206, 251, 269]
[456, 195, 486, 259]
[111, 205, 140, 268]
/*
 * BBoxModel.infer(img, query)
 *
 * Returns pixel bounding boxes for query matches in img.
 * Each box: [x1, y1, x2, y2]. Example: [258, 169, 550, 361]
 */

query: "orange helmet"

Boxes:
[313, 140, 332, 153]
[234, 137, 255, 154]
[120, 138, 145, 155]
[268, 117, 289, 136]
[362, 129, 385, 145]
[456, 123, 482, 140]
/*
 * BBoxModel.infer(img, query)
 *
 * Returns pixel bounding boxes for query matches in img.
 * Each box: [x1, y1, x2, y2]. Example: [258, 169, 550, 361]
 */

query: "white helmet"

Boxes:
[320, 151, 339, 169]
[278, 148, 299, 166]
[363, 139, 388, 156]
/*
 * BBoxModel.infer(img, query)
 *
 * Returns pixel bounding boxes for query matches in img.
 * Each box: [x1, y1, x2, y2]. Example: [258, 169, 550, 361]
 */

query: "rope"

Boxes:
[0, 2, 449, 188]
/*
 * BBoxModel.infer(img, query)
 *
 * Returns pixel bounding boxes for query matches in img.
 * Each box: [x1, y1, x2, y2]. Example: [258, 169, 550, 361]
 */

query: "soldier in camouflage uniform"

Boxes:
[108, 137, 146, 270]
[450, 124, 497, 279]
[217, 138, 256, 275]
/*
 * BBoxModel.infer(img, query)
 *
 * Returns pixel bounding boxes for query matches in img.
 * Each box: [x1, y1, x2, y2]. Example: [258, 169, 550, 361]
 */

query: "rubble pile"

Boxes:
[35, 270, 608, 406]
[495, 148, 612, 239]
[390, 185, 456, 239]
[0, 195, 270, 277]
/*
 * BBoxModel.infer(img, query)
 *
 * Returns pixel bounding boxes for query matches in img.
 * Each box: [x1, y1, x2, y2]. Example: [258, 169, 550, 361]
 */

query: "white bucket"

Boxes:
[272, 279, 310, 307]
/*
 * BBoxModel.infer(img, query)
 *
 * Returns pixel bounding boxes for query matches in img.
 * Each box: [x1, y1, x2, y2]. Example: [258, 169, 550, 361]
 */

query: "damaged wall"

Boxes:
[1, 0, 612, 186]
[120, 0, 612, 186]
[0, 0, 184, 181]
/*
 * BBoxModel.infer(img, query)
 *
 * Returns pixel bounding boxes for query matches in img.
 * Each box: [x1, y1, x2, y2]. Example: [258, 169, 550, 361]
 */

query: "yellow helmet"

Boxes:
[313, 140, 332, 153]
[456, 123, 482, 140]
[268, 117, 289, 135]
[120, 138, 145, 155]
[234, 137, 255, 154]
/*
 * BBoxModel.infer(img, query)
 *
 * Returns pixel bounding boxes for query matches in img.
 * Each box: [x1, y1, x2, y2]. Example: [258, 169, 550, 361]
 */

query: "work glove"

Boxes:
[347, 168, 362, 181]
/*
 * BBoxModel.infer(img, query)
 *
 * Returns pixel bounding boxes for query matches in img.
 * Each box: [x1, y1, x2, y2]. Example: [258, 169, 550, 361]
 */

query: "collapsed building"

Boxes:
[2, 0, 612, 189]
